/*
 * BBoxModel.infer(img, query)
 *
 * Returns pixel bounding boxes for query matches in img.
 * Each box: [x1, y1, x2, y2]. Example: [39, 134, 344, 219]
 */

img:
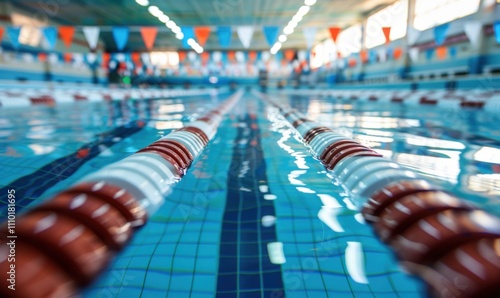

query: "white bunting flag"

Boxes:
[302, 27, 317, 49]
[407, 27, 420, 46]
[464, 21, 483, 48]
[86, 53, 97, 64]
[377, 48, 387, 63]
[141, 52, 150, 65]
[82, 27, 100, 50]
[409, 48, 420, 62]
[237, 26, 255, 49]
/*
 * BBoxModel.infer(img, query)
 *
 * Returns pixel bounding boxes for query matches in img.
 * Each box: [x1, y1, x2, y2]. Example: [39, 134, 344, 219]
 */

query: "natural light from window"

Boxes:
[414, 0, 481, 31]
[337, 24, 362, 57]
[365, 0, 408, 49]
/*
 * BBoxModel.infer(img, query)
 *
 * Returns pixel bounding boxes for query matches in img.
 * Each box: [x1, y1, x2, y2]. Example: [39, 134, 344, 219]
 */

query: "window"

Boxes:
[337, 24, 362, 57]
[150, 51, 179, 69]
[414, 0, 481, 31]
[11, 12, 47, 47]
[365, 0, 408, 49]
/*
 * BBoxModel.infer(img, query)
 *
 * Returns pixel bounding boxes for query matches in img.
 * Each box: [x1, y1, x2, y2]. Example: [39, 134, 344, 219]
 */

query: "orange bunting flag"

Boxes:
[140, 27, 158, 50]
[38, 52, 47, 62]
[179, 51, 187, 62]
[194, 27, 211, 47]
[59, 26, 75, 48]
[227, 51, 236, 61]
[348, 58, 357, 68]
[329, 27, 342, 43]
[284, 50, 295, 61]
[102, 53, 110, 68]
[360, 50, 368, 63]
[64, 53, 72, 63]
[131, 52, 141, 64]
[0, 27, 4, 41]
[201, 51, 210, 63]
[393, 47, 403, 60]
[436, 46, 447, 60]
[382, 27, 391, 44]
[248, 51, 257, 61]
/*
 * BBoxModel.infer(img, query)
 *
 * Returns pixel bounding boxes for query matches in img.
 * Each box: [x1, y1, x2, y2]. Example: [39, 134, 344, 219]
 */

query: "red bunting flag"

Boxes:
[329, 27, 342, 43]
[102, 53, 110, 68]
[436, 46, 447, 60]
[38, 52, 47, 62]
[360, 50, 368, 63]
[194, 27, 211, 47]
[284, 50, 295, 61]
[227, 51, 235, 61]
[131, 52, 141, 64]
[140, 27, 158, 51]
[0, 27, 4, 41]
[348, 58, 357, 68]
[393, 47, 403, 60]
[382, 27, 391, 44]
[248, 51, 257, 61]
[179, 51, 187, 62]
[59, 26, 75, 48]
[64, 53, 72, 63]
[201, 51, 210, 65]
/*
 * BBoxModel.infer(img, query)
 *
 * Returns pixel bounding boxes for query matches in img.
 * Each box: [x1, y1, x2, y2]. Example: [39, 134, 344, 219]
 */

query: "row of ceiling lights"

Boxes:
[270, 0, 317, 55]
[135, 0, 204, 53]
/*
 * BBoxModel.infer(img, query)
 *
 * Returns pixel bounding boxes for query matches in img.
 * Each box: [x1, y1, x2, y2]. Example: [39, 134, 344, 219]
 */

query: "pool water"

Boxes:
[0, 90, 499, 297]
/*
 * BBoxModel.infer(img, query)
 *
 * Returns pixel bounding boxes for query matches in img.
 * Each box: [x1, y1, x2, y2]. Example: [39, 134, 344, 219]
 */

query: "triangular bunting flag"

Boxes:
[38, 52, 47, 62]
[382, 27, 391, 44]
[449, 46, 457, 58]
[182, 27, 195, 48]
[42, 27, 58, 50]
[217, 26, 232, 48]
[409, 48, 419, 62]
[227, 51, 235, 61]
[329, 27, 341, 43]
[7, 27, 21, 50]
[360, 50, 368, 63]
[302, 27, 317, 49]
[464, 21, 483, 48]
[179, 51, 187, 62]
[407, 27, 420, 46]
[0, 27, 4, 41]
[426, 48, 435, 60]
[393, 47, 403, 60]
[82, 27, 100, 50]
[86, 53, 97, 64]
[284, 50, 295, 61]
[263, 26, 279, 47]
[59, 26, 75, 48]
[64, 53, 72, 63]
[494, 21, 500, 44]
[248, 51, 257, 61]
[140, 27, 158, 50]
[112, 27, 129, 51]
[194, 27, 211, 47]
[237, 26, 254, 48]
[378, 48, 387, 62]
[434, 23, 449, 46]
[141, 52, 150, 65]
[436, 46, 447, 60]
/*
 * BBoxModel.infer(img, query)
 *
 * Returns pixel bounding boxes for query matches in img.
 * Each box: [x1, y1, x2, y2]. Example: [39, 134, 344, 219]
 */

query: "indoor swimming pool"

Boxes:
[0, 89, 499, 297]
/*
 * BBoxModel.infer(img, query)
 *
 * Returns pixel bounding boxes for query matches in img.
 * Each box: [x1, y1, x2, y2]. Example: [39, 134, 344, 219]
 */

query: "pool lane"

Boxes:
[216, 113, 284, 297]
[0, 95, 224, 213]
[277, 93, 500, 216]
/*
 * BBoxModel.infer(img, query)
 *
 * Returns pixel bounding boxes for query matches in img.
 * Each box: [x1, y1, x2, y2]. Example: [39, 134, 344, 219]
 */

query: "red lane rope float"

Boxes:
[255, 90, 500, 298]
[0, 90, 243, 298]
